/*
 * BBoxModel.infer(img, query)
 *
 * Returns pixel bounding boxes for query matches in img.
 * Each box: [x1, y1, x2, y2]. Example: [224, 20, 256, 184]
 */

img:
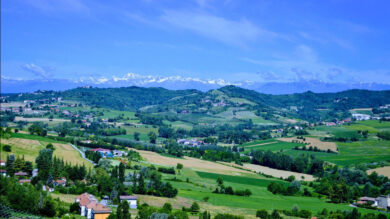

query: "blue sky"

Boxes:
[2, 0, 390, 84]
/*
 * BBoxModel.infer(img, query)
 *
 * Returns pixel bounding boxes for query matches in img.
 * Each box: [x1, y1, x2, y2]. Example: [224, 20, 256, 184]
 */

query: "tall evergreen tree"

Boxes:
[36, 149, 53, 181]
[119, 163, 125, 182]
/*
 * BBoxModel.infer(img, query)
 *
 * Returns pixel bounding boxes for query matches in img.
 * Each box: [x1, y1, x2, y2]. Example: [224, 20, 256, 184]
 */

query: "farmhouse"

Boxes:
[76, 193, 112, 219]
[14, 171, 28, 177]
[42, 185, 54, 192]
[177, 138, 203, 147]
[113, 150, 127, 157]
[377, 194, 390, 210]
[119, 195, 137, 209]
[0, 160, 5, 166]
[90, 148, 113, 158]
[52, 177, 67, 187]
[0, 169, 7, 176]
[352, 113, 371, 121]
[356, 197, 378, 207]
[19, 179, 31, 184]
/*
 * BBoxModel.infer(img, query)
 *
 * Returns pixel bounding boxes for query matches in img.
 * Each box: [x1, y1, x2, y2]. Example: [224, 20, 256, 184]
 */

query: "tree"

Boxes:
[176, 163, 183, 174]
[36, 149, 53, 181]
[148, 132, 157, 144]
[162, 202, 172, 213]
[119, 162, 125, 182]
[2, 144, 11, 152]
[271, 210, 281, 219]
[134, 132, 140, 141]
[117, 200, 131, 219]
[199, 211, 211, 219]
[190, 202, 200, 213]
[70, 202, 80, 213]
[256, 209, 268, 218]
[217, 177, 224, 186]
[46, 143, 55, 151]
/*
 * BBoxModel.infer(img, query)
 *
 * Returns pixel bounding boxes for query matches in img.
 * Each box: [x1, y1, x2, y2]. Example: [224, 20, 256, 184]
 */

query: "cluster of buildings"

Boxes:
[76, 193, 112, 219]
[89, 148, 128, 158]
[355, 195, 390, 210]
[75, 193, 137, 219]
[201, 98, 228, 107]
[177, 138, 204, 148]
[324, 118, 352, 126]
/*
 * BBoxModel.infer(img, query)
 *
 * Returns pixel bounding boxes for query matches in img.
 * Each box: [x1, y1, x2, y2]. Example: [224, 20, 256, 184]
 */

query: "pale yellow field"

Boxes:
[51, 193, 78, 203]
[278, 137, 337, 152]
[132, 149, 252, 176]
[1, 137, 93, 169]
[242, 163, 315, 181]
[367, 166, 390, 178]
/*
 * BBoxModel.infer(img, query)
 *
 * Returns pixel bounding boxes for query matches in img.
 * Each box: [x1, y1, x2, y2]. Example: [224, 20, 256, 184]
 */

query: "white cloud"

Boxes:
[160, 10, 278, 47]
[21, 63, 52, 78]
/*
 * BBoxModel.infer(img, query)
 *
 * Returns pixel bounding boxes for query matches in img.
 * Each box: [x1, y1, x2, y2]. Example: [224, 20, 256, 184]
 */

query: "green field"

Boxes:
[241, 140, 303, 153]
[163, 168, 378, 216]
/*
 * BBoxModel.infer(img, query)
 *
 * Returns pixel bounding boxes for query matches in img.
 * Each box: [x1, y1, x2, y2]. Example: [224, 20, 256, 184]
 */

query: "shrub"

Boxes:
[2, 144, 11, 152]
[256, 209, 268, 218]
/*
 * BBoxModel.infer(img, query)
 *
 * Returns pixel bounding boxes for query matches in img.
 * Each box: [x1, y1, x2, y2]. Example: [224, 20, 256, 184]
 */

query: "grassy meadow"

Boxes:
[1, 133, 93, 169]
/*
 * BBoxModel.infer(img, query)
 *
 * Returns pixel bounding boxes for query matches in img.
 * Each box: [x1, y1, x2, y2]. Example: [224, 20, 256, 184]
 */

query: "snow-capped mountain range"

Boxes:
[2, 73, 390, 94]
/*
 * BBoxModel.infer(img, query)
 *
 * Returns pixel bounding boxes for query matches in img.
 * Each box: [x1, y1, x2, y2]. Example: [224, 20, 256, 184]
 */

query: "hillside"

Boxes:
[6, 86, 390, 123]
[0, 133, 94, 169]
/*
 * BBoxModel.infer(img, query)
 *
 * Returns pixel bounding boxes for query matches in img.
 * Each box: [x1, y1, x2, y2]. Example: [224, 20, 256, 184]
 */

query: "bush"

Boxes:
[214, 213, 244, 219]
[69, 202, 80, 213]
[256, 209, 268, 218]
[157, 167, 175, 174]
[190, 202, 200, 213]
[2, 144, 11, 152]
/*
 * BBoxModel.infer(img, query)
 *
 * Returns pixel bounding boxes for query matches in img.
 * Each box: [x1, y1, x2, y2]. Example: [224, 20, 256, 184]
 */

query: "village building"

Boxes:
[52, 177, 67, 187]
[42, 185, 54, 192]
[90, 148, 113, 158]
[14, 171, 28, 177]
[0, 160, 5, 166]
[113, 150, 127, 157]
[19, 179, 31, 184]
[352, 113, 371, 121]
[76, 193, 112, 219]
[32, 169, 38, 177]
[377, 194, 390, 209]
[356, 197, 378, 207]
[177, 138, 203, 148]
[0, 169, 7, 177]
[119, 195, 137, 209]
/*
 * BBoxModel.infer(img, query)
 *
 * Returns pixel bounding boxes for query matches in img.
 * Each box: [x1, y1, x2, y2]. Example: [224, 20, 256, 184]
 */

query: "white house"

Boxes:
[120, 195, 137, 209]
[377, 194, 390, 209]
[352, 113, 371, 121]
[113, 150, 127, 157]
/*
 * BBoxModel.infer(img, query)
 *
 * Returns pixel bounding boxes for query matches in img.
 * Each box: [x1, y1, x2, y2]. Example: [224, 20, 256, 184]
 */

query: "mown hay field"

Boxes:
[1, 136, 93, 168]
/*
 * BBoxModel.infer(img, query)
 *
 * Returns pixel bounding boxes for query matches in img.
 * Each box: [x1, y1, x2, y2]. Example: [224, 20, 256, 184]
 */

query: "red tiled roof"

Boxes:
[92, 203, 112, 213]
[14, 171, 28, 176]
[90, 148, 110, 152]
[19, 179, 31, 183]
[0, 169, 6, 173]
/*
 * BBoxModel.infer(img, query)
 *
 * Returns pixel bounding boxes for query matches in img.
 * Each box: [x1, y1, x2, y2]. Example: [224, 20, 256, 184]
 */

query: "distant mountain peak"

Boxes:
[1, 74, 390, 94]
